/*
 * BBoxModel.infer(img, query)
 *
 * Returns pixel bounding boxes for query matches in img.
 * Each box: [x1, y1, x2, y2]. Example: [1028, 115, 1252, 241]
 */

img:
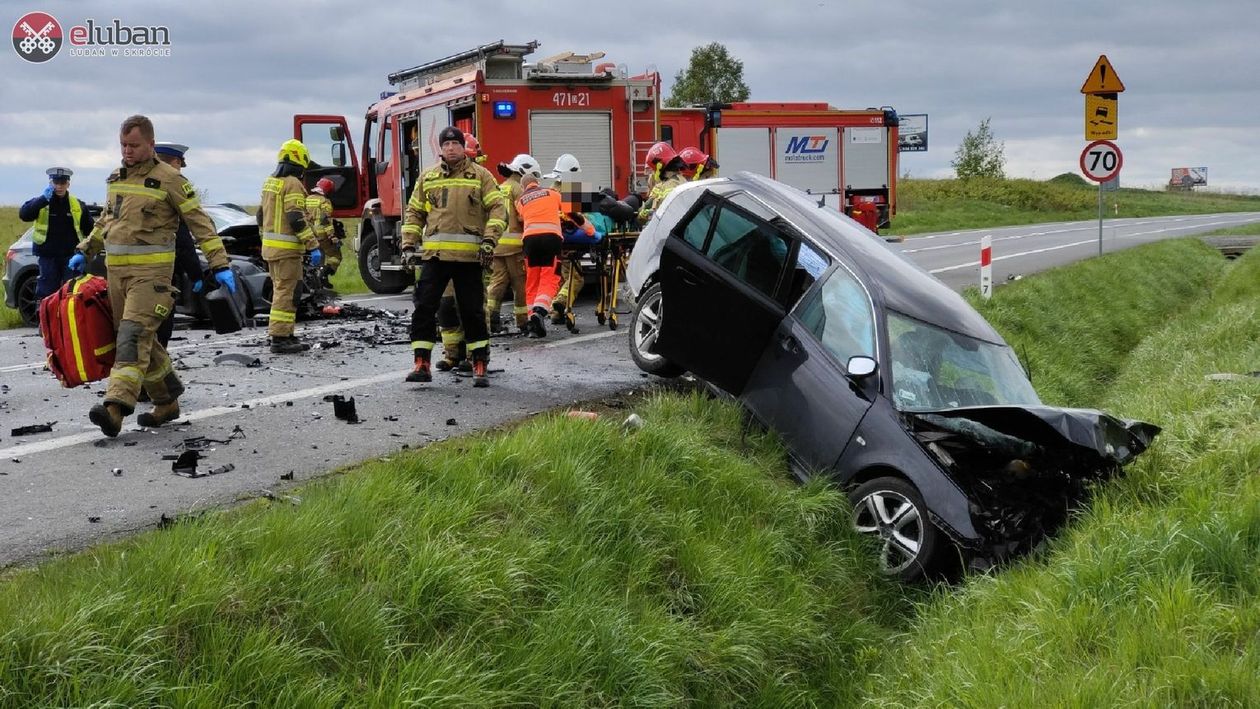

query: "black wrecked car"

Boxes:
[625, 173, 1158, 580]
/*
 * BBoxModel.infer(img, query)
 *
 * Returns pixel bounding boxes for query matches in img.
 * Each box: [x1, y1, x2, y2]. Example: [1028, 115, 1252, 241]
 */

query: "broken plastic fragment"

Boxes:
[11, 421, 56, 437]
[213, 353, 263, 368]
[323, 395, 360, 423]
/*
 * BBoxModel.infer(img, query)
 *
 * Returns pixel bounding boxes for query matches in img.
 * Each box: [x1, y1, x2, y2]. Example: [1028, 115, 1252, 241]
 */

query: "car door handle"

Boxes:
[779, 333, 800, 354]
[675, 266, 702, 287]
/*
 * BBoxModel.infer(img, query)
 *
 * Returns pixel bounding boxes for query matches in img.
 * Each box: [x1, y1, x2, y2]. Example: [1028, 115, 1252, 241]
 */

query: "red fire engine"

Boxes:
[293, 40, 660, 294]
[660, 103, 900, 230]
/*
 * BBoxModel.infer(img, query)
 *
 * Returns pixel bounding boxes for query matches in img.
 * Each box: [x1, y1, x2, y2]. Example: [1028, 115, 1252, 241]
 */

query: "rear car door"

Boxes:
[741, 246, 880, 474]
[655, 192, 793, 395]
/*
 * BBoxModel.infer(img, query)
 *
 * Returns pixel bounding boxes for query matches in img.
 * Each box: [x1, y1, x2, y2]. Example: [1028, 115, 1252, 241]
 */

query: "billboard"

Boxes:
[898, 113, 928, 152]
[1170, 167, 1208, 187]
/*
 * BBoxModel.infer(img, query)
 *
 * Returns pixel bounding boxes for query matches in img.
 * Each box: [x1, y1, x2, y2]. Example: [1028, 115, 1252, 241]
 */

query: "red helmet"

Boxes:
[644, 141, 678, 171]
[464, 134, 483, 161]
[315, 177, 335, 195]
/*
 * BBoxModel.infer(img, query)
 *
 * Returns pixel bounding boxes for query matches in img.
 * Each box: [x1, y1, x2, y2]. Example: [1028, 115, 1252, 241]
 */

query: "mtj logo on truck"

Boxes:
[12, 12, 61, 63]
[783, 135, 830, 163]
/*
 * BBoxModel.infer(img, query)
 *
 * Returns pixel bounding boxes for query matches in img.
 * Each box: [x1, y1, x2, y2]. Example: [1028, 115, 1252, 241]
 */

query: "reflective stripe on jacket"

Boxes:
[494, 176, 524, 255]
[517, 185, 563, 238]
[305, 193, 334, 242]
[259, 175, 316, 260]
[401, 157, 507, 263]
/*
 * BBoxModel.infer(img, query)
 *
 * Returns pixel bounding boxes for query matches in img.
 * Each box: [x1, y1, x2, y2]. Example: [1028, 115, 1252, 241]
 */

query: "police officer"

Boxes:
[401, 126, 506, 387]
[258, 139, 322, 353]
[18, 167, 94, 301]
[486, 153, 538, 335]
[152, 142, 206, 350]
[71, 115, 236, 437]
[306, 176, 341, 288]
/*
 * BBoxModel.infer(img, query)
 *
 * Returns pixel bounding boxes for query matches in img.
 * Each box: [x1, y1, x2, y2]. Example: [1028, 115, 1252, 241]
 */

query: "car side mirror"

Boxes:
[332, 143, 347, 168]
[329, 125, 345, 142]
[847, 355, 878, 379]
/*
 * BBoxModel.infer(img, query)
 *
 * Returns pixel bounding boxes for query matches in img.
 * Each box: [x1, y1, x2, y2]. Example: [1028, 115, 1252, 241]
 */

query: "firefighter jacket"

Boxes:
[19, 192, 94, 257]
[641, 173, 686, 219]
[494, 175, 524, 256]
[78, 158, 228, 275]
[305, 193, 335, 242]
[259, 175, 317, 260]
[401, 156, 507, 263]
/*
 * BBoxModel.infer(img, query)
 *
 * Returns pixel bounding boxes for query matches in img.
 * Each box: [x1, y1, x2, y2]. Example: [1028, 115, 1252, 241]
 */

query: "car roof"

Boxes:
[717, 173, 1004, 344]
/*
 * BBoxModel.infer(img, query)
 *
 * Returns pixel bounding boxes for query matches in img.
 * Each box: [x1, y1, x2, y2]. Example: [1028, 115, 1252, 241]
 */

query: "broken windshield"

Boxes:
[888, 312, 1039, 412]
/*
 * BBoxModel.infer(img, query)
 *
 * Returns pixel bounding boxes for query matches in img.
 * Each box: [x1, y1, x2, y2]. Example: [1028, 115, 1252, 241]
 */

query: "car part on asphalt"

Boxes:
[11, 421, 56, 437]
[325, 394, 360, 423]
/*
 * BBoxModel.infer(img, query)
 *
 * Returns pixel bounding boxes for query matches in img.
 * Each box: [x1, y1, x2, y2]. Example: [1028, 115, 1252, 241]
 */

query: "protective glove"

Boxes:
[191, 279, 204, 294]
[308, 248, 323, 268]
[42, 185, 54, 200]
[400, 245, 418, 266]
[67, 253, 86, 274]
[478, 239, 495, 269]
[213, 268, 237, 294]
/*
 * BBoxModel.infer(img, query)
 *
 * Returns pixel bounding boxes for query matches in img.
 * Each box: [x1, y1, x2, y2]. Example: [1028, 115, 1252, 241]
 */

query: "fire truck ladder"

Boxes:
[627, 72, 659, 195]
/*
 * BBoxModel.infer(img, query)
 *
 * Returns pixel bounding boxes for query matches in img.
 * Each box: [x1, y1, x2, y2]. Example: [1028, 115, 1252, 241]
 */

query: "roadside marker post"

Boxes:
[980, 234, 992, 299]
[1081, 55, 1125, 257]
[1080, 139, 1123, 256]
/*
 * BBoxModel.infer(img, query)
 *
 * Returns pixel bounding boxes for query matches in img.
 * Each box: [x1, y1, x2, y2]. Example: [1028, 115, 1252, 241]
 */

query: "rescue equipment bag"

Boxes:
[39, 274, 116, 388]
[203, 265, 249, 334]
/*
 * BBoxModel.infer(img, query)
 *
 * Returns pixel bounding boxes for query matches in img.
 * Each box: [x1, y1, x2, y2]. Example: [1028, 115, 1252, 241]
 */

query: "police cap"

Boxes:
[46, 167, 73, 182]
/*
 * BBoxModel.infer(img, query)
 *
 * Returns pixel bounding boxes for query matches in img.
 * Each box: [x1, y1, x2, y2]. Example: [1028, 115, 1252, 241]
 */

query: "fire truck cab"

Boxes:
[660, 102, 900, 231]
[293, 40, 660, 294]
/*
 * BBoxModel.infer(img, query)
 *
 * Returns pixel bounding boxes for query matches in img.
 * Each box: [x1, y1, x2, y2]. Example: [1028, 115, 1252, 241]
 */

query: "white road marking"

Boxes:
[540, 330, 620, 348]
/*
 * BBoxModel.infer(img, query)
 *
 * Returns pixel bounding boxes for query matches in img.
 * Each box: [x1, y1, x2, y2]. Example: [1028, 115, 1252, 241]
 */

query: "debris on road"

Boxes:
[11, 421, 56, 437]
[446, 418, 457, 426]
[171, 450, 202, 475]
[88, 516, 101, 523]
[324, 395, 360, 423]
[566, 411, 599, 421]
[213, 353, 263, 368]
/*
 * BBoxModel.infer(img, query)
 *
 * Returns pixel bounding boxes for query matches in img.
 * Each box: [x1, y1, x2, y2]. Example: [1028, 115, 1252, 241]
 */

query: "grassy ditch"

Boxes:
[0, 395, 909, 706]
[865, 246, 1260, 706]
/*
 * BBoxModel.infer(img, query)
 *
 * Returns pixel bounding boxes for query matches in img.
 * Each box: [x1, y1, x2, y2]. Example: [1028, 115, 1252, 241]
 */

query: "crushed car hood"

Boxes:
[910, 405, 1160, 468]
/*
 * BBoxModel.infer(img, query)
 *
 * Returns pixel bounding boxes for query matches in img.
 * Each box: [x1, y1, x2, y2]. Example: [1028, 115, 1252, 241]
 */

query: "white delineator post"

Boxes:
[980, 235, 993, 300]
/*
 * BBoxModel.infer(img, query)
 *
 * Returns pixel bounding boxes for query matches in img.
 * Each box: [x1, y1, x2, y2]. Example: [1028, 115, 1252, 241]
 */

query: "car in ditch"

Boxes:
[624, 172, 1159, 580]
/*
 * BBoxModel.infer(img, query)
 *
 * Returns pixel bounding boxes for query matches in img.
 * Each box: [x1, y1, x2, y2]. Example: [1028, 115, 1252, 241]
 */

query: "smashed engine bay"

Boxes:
[906, 405, 1160, 565]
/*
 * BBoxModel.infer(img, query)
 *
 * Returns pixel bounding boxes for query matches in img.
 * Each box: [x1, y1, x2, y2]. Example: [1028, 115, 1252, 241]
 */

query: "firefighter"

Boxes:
[151, 142, 205, 351]
[69, 114, 236, 437]
[638, 148, 687, 224]
[306, 177, 342, 288]
[18, 167, 94, 302]
[487, 153, 539, 334]
[258, 139, 322, 354]
[678, 147, 719, 180]
[401, 126, 506, 387]
[434, 135, 489, 370]
[643, 141, 677, 193]
[516, 170, 593, 338]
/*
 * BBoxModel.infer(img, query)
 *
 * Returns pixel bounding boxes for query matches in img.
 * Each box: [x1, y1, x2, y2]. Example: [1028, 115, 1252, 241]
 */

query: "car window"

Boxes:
[681, 202, 716, 251]
[705, 204, 790, 298]
[796, 266, 876, 368]
[783, 240, 829, 306]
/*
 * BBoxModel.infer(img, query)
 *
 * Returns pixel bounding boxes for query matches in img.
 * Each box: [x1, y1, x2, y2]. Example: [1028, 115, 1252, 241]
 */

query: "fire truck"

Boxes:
[293, 40, 660, 294]
[659, 103, 900, 230]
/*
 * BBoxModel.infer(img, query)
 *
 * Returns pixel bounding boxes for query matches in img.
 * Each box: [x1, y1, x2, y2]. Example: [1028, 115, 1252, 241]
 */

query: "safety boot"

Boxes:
[88, 402, 124, 438]
[551, 303, 567, 325]
[137, 400, 181, 428]
[528, 307, 548, 339]
[270, 336, 310, 354]
[405, 355, 432, 383]
[434, 357, 460, 372]
[489, 310, 504, 335]
[472, 360, 489, 388]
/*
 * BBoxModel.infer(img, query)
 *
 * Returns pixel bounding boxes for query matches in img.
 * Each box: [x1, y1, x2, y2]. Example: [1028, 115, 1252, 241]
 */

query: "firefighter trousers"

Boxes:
[105, 270, 184, 413]
[486, 252, 527, 328]
[437, 282, 465, 363]
[267, 256, 302, 337]
[317, 236, 343, 275]
[554, 259, 584, 311]
[522, 234, 563, 313]
[411, 259, 490, 363]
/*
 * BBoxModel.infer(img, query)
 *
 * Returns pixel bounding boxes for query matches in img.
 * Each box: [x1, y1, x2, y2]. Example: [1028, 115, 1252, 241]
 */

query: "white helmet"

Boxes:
[506, 153, 542, 179]
[544, 153, 581, 180]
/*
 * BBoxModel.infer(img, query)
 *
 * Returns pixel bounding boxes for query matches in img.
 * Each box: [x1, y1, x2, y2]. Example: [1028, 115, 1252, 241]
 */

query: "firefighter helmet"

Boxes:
[314, 177, 335, 195]
[679, 147, 717, 178]
[277, 139, 310, 169]
[505, 153, 542, 180]
[544, 153, 581, 180]
[464, 134, 483, 161]
[644, 142, 677, 171]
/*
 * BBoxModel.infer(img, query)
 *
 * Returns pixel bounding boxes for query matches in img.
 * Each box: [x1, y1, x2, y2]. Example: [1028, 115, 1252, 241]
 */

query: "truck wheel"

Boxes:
[358, 232, 409, 295]
[628, 283, 684, 377]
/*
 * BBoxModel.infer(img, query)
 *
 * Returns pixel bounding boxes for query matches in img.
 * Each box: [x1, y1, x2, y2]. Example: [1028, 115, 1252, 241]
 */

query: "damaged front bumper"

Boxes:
[906, 405, 1160, 566]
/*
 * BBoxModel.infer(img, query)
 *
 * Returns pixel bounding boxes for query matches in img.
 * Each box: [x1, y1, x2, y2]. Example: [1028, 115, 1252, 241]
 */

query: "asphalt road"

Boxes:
[3, 211, 1259, 566]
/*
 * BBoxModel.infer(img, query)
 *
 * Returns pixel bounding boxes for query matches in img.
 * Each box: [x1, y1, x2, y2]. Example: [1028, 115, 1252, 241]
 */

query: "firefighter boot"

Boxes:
[137, 400, 181, 428]
[551, 302, 567, 325]
[88, 403, 124, 438]
[472, 360, 489, 388]
[270, 336, 310, 354]
[528, 307, 548, 339]
[489, 309, 504, 335]
[406, 353, 432, 383]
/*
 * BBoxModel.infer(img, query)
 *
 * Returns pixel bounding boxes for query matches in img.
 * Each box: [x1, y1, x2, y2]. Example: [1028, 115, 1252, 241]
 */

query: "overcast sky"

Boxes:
[3, 0, 1258, 206]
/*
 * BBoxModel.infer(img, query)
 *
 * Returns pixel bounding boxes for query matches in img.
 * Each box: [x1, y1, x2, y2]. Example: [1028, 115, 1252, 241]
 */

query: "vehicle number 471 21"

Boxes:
[552, 92, 591, 107]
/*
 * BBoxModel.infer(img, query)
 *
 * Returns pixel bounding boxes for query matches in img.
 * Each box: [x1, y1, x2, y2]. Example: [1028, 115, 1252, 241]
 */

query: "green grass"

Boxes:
[891, 177, 1260, 236]
[327, 219, 369, 295]
[0, 395, 913, 706]
[864, 247, 1260, 707]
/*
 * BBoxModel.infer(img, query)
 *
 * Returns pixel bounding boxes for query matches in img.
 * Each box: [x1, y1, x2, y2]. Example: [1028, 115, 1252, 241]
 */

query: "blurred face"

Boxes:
[51, 178, 69, 197]
[157, 154, 183, 171]
[120, 127, 154, 166]
[440, 139, 464, 163]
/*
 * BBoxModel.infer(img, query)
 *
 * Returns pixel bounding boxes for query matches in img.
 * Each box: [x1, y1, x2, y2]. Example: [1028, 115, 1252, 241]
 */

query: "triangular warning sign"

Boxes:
[1081, 55, 1125, 94]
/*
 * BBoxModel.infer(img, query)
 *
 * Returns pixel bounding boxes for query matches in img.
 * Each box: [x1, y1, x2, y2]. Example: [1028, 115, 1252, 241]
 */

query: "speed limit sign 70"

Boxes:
[1080, 140, 1123, 182]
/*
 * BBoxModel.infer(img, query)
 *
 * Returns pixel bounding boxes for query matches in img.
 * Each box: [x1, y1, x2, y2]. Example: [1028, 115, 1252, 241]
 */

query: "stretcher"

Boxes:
[558, 229, 639, 333]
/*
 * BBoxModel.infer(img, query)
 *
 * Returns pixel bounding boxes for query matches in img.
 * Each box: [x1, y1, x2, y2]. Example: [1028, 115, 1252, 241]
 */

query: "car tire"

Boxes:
[628, 282, 684, 378]
[358, 231, 409, 295]
[15, 274, 40, 326]
[849, 476, 943, 582]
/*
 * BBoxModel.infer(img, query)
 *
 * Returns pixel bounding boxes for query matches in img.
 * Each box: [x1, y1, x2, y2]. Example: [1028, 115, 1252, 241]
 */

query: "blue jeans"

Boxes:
[35, 254, 73, 299]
